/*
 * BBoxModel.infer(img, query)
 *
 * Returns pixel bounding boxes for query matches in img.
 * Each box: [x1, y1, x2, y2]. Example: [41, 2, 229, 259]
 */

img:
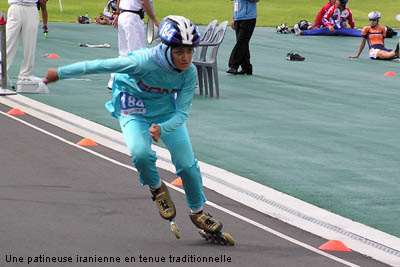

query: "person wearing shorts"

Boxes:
[350, 12, 399, 60]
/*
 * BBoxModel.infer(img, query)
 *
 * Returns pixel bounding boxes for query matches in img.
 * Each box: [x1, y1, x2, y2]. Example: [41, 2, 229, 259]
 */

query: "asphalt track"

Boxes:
[0, 102, 389, 267]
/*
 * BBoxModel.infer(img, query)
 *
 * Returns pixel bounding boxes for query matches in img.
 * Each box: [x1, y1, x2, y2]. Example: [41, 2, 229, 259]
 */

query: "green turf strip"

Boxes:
[1, 0, 400, 27]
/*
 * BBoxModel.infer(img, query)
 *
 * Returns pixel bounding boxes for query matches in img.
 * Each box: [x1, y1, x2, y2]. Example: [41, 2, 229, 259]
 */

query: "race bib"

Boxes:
[120, 92, 146, 115]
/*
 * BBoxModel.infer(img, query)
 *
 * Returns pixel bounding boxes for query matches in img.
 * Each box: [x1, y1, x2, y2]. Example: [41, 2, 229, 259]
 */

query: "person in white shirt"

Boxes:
[107, 0, 158, 89]
[113, 0, 158, 56]
[95, 0, 117, 25]
[6, 0, 39, 81]
[103, 0, 117, 20]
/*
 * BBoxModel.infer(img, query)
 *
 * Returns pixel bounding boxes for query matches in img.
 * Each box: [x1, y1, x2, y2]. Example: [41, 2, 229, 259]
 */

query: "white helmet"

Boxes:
[368, 11, 381, 21]
[159, 15, 200, 47]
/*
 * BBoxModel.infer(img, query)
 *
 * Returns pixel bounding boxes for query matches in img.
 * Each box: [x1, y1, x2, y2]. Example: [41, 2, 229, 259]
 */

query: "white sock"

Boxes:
[190, 207, 203, 214]
[149, 181, 162, 191]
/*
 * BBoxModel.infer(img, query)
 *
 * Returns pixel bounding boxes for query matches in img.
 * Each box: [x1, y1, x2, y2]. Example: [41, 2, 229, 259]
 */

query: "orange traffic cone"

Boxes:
[319, 240, 352, 252]
[7, 108, 25, 116]
[77, 138, 97, 147]
[171, 177, 183, 187]
[47, 53, 60, 59]
[384, 71, 396, 77]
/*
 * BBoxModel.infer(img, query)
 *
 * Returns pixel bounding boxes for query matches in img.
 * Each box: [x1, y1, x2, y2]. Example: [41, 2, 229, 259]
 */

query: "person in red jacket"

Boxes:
[311, 0, 335, 29]
[295, 0, 361, 37]
[322, 0, 355, 31]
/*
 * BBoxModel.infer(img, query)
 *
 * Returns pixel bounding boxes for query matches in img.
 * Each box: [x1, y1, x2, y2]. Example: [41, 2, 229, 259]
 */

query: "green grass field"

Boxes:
[1, 0, 399, 27]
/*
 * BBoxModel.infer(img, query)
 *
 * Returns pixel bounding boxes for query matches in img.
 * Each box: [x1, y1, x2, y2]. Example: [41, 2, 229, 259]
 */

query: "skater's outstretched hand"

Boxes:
[44, 68, 59, 84]
[149, 124, 161, 142]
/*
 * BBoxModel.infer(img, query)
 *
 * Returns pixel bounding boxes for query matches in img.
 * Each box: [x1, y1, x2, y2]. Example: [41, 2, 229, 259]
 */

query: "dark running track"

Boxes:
[0, 103, 388, 267]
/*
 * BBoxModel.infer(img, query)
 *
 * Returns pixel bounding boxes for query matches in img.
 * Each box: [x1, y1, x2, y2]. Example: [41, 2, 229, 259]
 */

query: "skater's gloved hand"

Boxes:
[44, 68, 59, 84]
[149, 124, 161, 142]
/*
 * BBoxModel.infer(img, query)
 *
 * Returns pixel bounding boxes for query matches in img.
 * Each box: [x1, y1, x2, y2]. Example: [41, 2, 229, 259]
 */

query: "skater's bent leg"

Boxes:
[161, 124, 206, 211]
[179, 161, 205, 211]
[376, 49, 397, 60]
[161, 126, 229, 236]
[119, 117, 161, 189]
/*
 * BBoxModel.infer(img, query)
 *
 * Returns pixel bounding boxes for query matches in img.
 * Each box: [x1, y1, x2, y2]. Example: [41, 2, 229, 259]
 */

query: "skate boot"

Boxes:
[43, 25, 48, 38]
[151, 182, 180, 239]
[190, 211, 235, 246]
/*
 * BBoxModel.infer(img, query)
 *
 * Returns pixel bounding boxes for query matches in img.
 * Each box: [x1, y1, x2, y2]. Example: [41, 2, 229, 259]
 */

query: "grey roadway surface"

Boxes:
[0, 103, 388, 267]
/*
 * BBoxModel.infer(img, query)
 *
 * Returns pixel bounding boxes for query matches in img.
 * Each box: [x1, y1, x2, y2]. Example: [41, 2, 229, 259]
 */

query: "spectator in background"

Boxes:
[113, 0, 158, 56]
[103, 0, 118, 20]
[227, 0, 258, 75]
[291, 0, 334, 33]
[96, 0, 118, 25]
[349, 12, 399, 60]
[295, 0, 361, 37]
[108, 0, 159, 89]
[310, 0, 335, 29]
[6, 0, 40, 82]
[37, 0, 48, 37]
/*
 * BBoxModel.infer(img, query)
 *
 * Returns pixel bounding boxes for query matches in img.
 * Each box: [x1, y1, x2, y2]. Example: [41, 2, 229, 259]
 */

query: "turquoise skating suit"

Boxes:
[57, 44, 206, 211]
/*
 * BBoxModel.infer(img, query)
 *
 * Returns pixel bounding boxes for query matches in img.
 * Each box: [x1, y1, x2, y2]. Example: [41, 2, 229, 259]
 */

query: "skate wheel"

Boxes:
[170, 221, 181, 239]
[198, 230, 209, 240]
[221, 232, 235, 246]
[199, 230, 212, 241]
[198, 230, 235, 246]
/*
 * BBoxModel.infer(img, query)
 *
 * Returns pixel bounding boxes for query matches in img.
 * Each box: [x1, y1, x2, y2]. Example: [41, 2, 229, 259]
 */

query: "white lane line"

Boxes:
[0, 110, 360, 267]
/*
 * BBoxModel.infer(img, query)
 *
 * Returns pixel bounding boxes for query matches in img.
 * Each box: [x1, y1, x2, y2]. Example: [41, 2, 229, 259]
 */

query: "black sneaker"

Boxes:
[237, 65, 253, 75]
[276, 23, 290, 34]
[43, 25, 48, 38]
[286, 52, 305, 61]
[226, 67, 238, 75]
